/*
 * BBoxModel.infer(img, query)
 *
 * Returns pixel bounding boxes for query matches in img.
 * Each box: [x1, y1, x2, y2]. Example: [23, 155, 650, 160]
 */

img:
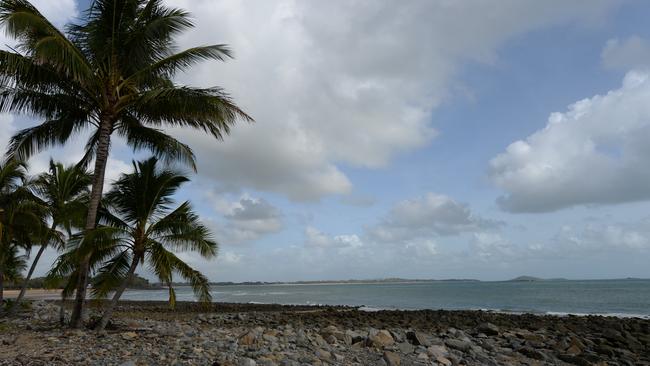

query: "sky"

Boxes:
[2, 0, 650, 282]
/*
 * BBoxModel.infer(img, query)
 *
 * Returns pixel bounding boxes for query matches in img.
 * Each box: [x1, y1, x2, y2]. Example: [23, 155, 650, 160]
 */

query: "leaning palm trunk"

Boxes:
[96, 254, 140, 331]
[0, 266, 4, 310]
[7, 243, 47, 316]
[70, 121, 112, 328]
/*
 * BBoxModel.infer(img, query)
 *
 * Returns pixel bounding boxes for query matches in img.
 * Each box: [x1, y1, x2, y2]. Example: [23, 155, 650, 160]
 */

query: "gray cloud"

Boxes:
[165, 0, 616, 201]
[602, 36, 650, 70]
[368, 193, 502, 242]
[208, 195, 284, 244]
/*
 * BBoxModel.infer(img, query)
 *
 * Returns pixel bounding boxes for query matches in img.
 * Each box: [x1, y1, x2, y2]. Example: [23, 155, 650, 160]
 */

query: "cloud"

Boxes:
[602, 36, 650, 70]
[31, 0, 78, 26]
[490, 71, 650, 212]
[339, 194, 377, 207]
[0, 114, 15, 151]
[164, 0, 616, 201]
[368, 193, 501, 242]
[208, 195, 284, 244]
[554, 219, 650, 252]
[304, 227, 362, 249]
[0, 1, 79, 158]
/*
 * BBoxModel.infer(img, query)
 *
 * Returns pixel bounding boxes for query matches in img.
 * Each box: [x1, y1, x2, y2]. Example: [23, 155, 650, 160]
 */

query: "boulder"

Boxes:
[445, 339, 471, 353]
[477, 322, 500, 336]
[427, 345, 449, 358]
[397, 342, 414, 354]
[238, 357, 257, 366]
[368, 330, 395, 348]
[406, 331, 432, 346]
[239, 332, 258, 346]
[383, 351, 401, 366]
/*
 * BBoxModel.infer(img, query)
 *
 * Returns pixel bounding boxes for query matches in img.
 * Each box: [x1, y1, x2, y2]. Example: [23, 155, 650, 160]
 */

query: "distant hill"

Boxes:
[205, 278, 481, 286]
[509, 276, 543, 282]
[508, 276, 568, 282]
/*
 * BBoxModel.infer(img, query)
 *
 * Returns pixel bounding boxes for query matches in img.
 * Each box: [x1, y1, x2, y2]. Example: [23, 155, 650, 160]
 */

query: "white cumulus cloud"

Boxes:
[490, 71, 650, 212]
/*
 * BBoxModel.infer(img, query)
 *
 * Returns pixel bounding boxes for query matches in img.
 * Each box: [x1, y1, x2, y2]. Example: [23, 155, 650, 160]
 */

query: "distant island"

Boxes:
[202, 278, 481, 286]
[508, 276, 568, 282]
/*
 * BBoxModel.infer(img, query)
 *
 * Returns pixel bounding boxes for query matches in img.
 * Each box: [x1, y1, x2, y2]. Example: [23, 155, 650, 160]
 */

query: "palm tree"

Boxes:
[0, 159, 47, 310]
[0, 0, 251, 327]
[50, 157, 216, 331]
[8, 160, 91, 316]
[1, 244, 27, 306]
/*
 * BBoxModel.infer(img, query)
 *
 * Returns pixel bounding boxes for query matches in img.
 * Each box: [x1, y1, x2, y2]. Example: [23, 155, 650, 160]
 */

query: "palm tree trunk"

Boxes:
[70, 116, 113, 328]
[59, 295, 66, 325]
[7, 242, 49, 316]
[0, 265, 5, 314]
[96, 254, 140, 331]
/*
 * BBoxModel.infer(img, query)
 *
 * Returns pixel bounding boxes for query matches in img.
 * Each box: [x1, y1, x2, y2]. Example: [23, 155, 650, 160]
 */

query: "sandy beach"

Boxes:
[0, 300, 648, 365]
[2, 289, 62, 300]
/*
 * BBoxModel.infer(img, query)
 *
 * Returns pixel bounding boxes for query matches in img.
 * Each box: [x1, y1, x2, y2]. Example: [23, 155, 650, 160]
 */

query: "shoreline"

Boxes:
[1, 300, 648, 365]
[5, 289, 650, 319]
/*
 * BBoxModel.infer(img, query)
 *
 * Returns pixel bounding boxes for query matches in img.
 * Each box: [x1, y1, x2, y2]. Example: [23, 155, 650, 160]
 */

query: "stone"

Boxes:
[383, 351, 401, 366]
[477, 322, 500, 336]
[368, 330, 395, 348]
[406, 331, 432, 346]
[397, 342, 414, 354]
[345, 330, 364, 345]
[427, 345, 449, 358]
[238, 357, 257, 366]
[121, 332, 138, 340]
[445, 339, 472, 353]
[239, 332, 258, 346]
[435, 356, 452, 366]
[566, 344, 582, 355]
[518, 346, 547, 361]
[315, 349, 331, 361]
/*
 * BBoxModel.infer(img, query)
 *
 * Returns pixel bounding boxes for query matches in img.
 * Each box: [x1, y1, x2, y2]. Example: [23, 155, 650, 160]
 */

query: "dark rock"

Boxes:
[406, 331, 431, 346]
[477, 322, 500, 336]
[518, 346, 547, 361]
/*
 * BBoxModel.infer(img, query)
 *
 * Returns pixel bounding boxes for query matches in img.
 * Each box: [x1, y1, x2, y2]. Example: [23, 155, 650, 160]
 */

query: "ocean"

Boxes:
[119, 279, 650, 318]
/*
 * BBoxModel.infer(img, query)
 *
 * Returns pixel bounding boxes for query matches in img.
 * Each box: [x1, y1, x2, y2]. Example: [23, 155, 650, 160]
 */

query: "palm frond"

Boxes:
[147, 241, 211, 304]
[116, 114, 196, 170]
[0, 0, 95, 86]
[132, 86, 253, 140]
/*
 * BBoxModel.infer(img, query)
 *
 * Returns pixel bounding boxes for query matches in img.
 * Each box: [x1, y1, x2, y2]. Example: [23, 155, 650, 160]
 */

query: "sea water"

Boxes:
[119, 279, 650, 318]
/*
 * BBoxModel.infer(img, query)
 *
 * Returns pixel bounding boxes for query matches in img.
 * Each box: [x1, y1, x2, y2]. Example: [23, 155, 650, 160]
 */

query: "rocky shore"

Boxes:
[1, 300, 649, 365]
